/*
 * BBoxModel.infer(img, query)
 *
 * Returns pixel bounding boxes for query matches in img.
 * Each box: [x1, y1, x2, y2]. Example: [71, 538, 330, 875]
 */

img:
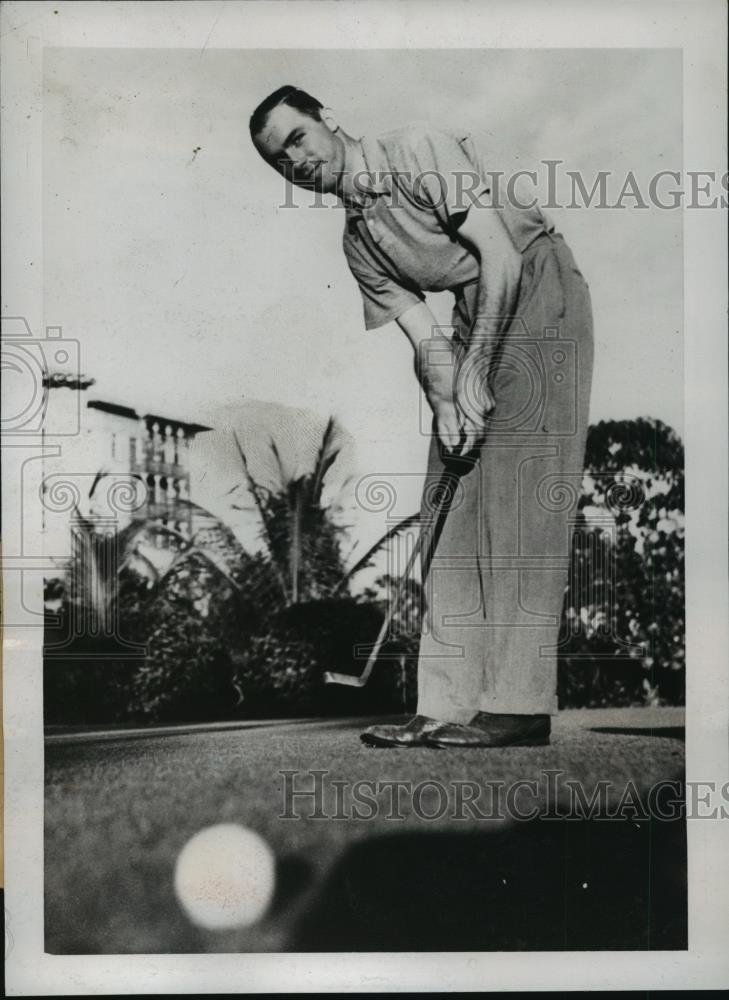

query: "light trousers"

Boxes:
[416, 232, 594, 722]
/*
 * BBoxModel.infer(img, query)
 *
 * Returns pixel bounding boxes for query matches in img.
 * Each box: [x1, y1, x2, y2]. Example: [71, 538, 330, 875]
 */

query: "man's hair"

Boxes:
[249, 86, 324, 139]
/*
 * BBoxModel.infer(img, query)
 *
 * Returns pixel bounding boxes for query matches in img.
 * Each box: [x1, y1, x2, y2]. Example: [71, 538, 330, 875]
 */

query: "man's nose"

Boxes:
[292, 157, 311, 178]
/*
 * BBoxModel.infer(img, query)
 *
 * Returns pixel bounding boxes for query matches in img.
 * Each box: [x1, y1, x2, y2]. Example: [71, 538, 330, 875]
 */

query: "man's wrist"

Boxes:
[465, 316, 501, 365]
[416, 341, 456, 403]
[422, 370, 455, 410]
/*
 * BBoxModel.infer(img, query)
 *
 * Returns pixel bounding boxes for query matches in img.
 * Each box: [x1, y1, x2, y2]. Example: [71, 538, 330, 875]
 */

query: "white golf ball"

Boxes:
[174, 823, 276, 930]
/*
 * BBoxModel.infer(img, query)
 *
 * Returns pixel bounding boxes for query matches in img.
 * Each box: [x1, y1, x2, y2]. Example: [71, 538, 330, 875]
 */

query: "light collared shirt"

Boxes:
[342, 124, 554, 330]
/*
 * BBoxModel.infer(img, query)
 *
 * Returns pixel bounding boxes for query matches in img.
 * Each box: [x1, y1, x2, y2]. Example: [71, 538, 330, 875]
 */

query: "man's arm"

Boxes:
[396, 301, 462, 453]
[453, 201, 523, 451]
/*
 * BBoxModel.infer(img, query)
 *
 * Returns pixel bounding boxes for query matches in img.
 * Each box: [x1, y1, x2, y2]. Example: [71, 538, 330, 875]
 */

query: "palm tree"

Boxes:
[56, 420, 428, 721]
[232, 418, 422, 609]
[64, 472, 248, 638]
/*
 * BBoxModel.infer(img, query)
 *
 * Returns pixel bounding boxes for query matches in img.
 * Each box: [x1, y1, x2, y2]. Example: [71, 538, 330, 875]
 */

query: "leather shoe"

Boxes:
[425, 711, 551, 748]
[360, 714, 444, 748]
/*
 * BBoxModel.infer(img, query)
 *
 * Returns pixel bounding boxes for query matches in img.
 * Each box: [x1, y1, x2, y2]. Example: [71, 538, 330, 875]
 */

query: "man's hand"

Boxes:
[433, 398, 463, 453]
[395, 302, 469, 455]
[454, 336, 497, 454]
[418, 343, 464, 453]
[395, 300, 499, 457]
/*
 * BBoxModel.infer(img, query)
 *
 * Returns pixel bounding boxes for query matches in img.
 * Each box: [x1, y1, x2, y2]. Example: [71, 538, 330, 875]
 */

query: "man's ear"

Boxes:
[320, 107, 339, 134]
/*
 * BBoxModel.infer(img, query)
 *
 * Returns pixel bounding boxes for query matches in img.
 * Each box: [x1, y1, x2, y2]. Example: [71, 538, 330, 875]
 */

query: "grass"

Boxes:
[45, 707, 686, 953]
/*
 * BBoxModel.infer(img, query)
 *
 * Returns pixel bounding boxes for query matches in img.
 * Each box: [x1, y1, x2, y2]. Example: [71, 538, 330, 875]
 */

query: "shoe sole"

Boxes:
[425, 735, 550, 749]
[360, 735, 442, 749]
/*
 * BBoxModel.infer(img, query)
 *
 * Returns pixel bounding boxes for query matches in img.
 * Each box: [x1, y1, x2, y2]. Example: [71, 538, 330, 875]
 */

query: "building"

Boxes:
[41, 372, 212, 573]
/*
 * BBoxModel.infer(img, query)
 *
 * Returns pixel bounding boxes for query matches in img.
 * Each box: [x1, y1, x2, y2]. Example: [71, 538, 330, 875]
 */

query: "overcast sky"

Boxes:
[43, 47, 682, 557]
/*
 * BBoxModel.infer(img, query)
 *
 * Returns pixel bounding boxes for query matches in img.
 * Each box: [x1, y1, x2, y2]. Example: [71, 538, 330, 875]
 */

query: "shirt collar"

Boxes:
[357, 135, 391, 195]
[343, 135, 390, 216]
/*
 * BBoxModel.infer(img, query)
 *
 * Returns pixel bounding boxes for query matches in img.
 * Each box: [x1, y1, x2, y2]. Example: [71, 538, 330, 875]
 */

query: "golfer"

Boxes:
[250, 86, 593, 748]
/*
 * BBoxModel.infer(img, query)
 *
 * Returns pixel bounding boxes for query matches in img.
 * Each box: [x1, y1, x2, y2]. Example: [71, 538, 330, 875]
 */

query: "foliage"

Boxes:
[44, 472, 262, 723]
[45, 416, 686, 724]
[45, 418, 418, 722]
[232, 419, 348, 604]
[558, 418, 684, 707]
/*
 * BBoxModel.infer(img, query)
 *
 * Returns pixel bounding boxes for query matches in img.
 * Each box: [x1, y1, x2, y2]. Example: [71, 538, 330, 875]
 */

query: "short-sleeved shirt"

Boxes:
[342, 124, 554, 330]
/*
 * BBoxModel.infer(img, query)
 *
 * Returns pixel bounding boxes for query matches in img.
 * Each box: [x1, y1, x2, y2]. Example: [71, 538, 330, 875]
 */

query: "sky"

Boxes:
[43, 47, 683, 560]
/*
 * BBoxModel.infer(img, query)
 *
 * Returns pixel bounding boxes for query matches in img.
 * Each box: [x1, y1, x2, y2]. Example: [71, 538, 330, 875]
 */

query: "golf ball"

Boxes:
[174, 823, 276, 930]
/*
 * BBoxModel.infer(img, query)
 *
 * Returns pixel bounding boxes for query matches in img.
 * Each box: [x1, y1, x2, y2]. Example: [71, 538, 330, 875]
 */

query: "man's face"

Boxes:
[253, 103, 345, 195]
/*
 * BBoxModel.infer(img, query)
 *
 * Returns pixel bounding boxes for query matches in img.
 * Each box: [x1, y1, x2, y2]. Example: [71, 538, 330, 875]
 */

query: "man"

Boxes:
[250, 86, 593, 748]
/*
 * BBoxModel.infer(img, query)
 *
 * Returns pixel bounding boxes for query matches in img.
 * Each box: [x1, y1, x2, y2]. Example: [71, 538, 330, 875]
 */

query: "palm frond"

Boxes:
[288, 485, 301, 603]
[310, 417, 340, 505]
[232, 429, 289, 603]
[334, 511, 421, 594]
[87, 468, 107, 500]
[269, 438, 288, 487]
[124, 545, 162, 587]
[69, 505, 114, 627]
[155, 543, 243, 596]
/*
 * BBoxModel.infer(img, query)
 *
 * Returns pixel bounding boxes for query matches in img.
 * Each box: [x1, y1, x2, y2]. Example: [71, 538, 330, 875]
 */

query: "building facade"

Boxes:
[41, 373, 211, 573]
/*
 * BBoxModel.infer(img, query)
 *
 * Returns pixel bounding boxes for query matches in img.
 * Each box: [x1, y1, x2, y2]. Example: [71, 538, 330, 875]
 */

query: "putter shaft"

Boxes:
[324, 468, 455, 687]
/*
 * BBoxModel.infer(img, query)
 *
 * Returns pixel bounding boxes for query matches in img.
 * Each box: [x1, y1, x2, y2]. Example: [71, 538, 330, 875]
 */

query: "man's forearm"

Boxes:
[414, 330, 458, 409]
[396, 300, 462, 451]
[395, 301, 457, 408]
[466, 249, 522, 362]
[451, 206, 523, 446]
[455, 202, 523, 367]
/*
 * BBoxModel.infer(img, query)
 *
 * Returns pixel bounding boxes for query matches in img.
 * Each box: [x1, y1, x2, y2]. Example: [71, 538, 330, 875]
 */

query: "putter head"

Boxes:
[323, 670, 365, 687]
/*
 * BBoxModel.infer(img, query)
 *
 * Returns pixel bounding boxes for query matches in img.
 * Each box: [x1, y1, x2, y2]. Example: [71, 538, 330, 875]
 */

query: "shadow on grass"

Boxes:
[290, 817, 687, 951]
[589, 727, 685, 741]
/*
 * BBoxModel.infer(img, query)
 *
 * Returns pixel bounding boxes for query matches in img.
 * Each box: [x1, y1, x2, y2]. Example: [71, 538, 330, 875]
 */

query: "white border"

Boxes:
[2, 0, 727, 993]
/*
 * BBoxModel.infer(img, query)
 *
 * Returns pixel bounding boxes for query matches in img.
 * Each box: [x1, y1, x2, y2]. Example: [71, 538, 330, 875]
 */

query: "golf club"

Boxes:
[323, 463, 459, 687]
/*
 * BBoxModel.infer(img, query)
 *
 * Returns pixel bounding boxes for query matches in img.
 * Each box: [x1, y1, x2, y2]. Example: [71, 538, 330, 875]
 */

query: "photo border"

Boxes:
[2, 0, 727, 992]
